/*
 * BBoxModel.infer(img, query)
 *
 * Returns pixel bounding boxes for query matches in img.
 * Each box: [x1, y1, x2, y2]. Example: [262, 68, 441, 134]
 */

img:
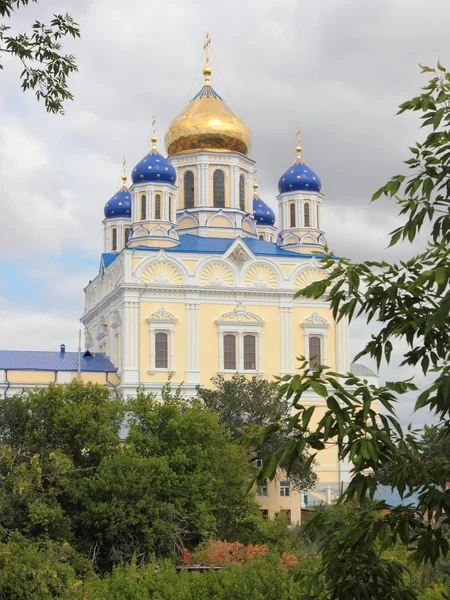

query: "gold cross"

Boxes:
[204, 32, 211, 65]
[296, 126, 301, 147]
[121, 156, 127, 184]
[152, 116, 156, 138]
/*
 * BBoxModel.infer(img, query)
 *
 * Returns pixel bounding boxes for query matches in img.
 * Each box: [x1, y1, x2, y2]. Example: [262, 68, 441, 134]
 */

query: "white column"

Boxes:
[185, 302, 200, 384]
[121, 295, 140, 387]
[335, 316, 350, 373]
[200, 163, 208, 206]
[280, 306, 293, 376]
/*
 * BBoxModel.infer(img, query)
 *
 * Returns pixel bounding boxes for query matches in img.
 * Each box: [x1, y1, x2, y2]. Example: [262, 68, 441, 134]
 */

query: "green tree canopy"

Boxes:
[246, 62, 450, 600]
[0, 382, 261, 571]
[0, 0, 80, 113]
[198, 375, 317, 491]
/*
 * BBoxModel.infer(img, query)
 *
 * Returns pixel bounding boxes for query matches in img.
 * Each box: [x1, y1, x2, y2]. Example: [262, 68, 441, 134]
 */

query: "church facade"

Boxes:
[78, 47, 364, 520]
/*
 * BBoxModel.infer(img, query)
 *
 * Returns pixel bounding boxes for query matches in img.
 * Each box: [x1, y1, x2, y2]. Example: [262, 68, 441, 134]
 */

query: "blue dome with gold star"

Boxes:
[132, 136, 176, 185]
[278, 137, 321, 194]
[252, 185, 275, 227]
[104, 176, 132, 219]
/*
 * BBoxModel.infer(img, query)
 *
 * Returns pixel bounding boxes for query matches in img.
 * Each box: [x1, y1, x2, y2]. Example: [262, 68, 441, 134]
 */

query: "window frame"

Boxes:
[301, 312, 330, 372]
[217, 306, 264, 375]
[111, 227, 117, 251]
[308, 335, 321, 369]
[304, 202, 310, 227]
[140, 193, 147, 220]
[124, 227, 130, 246]
[280, 481, 290, 497]
[289, 203, 296, 227]
[155, 194, 161, 220]
[243, 334, 256, 371]
[213, 169, 226, 208]
[184, 170, 195, 209]
[239, 174, 245, 211]
[223, 334, 237, 371]
[257, 484, 268, 497]
[155, 331, 168, 369]
[147, 307, 178, 374]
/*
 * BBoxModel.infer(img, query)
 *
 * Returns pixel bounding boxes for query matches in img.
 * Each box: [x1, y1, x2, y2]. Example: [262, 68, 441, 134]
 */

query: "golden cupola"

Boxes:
[165, 37, 251, 156]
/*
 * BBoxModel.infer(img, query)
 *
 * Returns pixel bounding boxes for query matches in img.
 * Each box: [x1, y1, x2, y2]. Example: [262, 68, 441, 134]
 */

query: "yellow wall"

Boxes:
[256, 477, 302, 524]
[8, 370, 55, 384]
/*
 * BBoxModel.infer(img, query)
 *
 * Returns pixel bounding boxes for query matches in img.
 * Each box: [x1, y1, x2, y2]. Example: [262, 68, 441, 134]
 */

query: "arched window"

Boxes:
[140, 194, 146, 220]
[290, 203, 296, 228]
[155, 332, 168, 369]
[111, 228, 117, 251]
[317, 204, 320, 229]
[304, 202, 310, 227]
[213, 170, 225, 208]
[309, 336, 321, 369]
[168, 195, 172, 221]
[155, 194, 161, 220]
[259, 234, 264, 241]
[124, 227, 130, 246]
[239, 174, 245, 211]
[223, 334, 236, 370]
[184, 170, 194, 209]
[244, 334, 256, 370]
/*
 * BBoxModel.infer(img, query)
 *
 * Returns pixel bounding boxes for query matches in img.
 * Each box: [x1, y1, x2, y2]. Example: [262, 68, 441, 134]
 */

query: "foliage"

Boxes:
[198, 375, 317, 491]
[245, 62, 450, 600]
[0, 0, 80, 113]
[191, 540, 269, 566]
[0, 382, 261, 572]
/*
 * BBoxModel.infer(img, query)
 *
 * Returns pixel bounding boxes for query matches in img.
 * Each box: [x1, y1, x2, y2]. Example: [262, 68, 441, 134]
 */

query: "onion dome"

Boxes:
[164, 36, 251, 156]
[104, 169, 132, 219]
[132, 133, 176, 185]
[252, 181, 275, 226]
[278, 131, 321, 194]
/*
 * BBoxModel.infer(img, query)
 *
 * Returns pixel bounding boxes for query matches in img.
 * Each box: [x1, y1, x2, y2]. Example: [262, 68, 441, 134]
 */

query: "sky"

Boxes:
[0, 0, 449, 427]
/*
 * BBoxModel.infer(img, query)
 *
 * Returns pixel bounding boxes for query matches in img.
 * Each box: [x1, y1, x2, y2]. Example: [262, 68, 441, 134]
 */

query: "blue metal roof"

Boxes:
[102, 253, 119, 268]
[243, 237, 324, 258]
[131, 234, 326, 259]
[0, 351, 117, 372]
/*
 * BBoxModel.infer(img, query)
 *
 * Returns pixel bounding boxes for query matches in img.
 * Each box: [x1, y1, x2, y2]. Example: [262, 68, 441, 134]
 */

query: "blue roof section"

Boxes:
[0, 351, 117, 373]
[373, 486, 421, 508]
[131, 234, 326, 259]
[102, 253, 119, 268]
[243, 237, 324, 258]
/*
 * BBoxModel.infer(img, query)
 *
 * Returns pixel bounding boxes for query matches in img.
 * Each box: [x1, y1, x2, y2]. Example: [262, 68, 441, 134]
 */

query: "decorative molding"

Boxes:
[216, 304, 265, 325]
[141, 262, 183, 286]
[302, 311, 330, 328]
[146, 307, 178, 324]
[200, 262, 235, 287]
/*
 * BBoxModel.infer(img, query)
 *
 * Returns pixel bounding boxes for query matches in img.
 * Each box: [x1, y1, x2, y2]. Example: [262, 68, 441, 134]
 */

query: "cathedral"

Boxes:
[0, 38, 377, 521]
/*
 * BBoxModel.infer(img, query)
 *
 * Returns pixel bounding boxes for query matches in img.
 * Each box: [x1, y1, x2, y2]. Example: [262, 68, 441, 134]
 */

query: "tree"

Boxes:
[0, 382, 261, 571]
[198, 375, 317, 491]
[247, 62, 450, 600]
[0, 0, 80, 113]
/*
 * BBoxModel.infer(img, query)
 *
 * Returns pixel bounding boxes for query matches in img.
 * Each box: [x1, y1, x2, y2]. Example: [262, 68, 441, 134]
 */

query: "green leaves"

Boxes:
[0, 4, 80, 113]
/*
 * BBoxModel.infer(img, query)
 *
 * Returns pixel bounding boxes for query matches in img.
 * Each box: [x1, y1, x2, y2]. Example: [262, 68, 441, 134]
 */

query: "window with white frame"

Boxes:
[301, 311, 329, 369]
[223, 334, 236, 370]
[216, 305, 265, 374]
[255, 458, 263, 469]
[280, 481, 290, 497]
[309, 335, 321, 369]
[147, 307, 177, 373]
[257, 485, 268, 497]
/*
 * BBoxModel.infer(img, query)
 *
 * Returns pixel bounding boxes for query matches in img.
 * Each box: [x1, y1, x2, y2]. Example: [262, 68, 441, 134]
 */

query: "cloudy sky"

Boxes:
[1, 0, 449, 426]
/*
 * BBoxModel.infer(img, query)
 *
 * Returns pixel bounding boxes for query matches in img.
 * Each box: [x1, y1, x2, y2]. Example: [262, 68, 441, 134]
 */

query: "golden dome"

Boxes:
[165, 64, 251, 156]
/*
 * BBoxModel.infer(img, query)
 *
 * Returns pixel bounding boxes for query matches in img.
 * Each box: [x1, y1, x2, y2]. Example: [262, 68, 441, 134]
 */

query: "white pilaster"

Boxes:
[121, 294, 140, 386]
[280, 306, 293, 375]
[335, 316, 349, 373]
[185, 302, 200, 384]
